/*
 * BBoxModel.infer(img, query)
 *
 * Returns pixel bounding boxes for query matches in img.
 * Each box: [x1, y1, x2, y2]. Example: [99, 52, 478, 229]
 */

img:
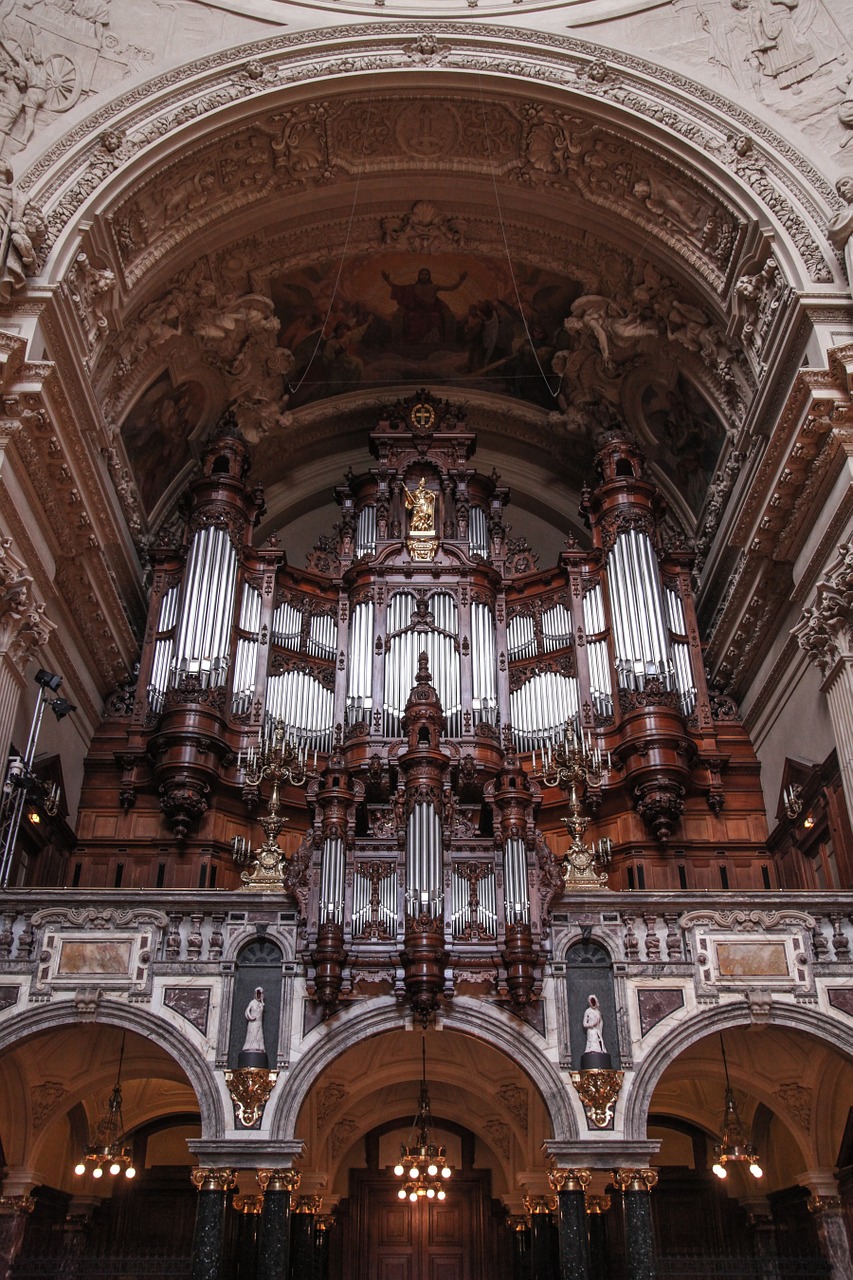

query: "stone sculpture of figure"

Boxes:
[583, 993, 607, 1055]
[242, 986, 266, 1055]
[403, 477, 435, 534]
[827, 177, 853, 291]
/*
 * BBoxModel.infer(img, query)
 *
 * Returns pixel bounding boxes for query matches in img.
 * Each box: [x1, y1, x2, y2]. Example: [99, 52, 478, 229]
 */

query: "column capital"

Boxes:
[610, 1168, 659, 1193]
[257, 1169, 301, 1194]
[794, 542, 853, 675]
[0, 1196, 34, 1216]
[549, 1168, 592, 1193]
[808, 1195, 843, 1216]
[233, 1194, 264, 1215]
[292, 1195, 322, 1214]
[585, 1194, 611, 1215]
[190, 1168, 236, 1193]
[523, 1194, 556, 1216]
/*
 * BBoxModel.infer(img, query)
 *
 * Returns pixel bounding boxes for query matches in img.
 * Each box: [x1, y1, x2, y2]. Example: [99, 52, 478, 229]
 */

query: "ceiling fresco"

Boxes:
[269, 250, 583, 412]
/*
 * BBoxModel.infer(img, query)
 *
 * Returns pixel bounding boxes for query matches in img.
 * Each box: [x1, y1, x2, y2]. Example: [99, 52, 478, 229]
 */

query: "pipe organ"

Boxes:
[75, 394, 769, 1010]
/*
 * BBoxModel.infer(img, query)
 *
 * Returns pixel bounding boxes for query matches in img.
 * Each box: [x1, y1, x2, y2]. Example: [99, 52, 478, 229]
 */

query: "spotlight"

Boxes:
[50, 698, 76, 722]
[35, 670, 62, 691]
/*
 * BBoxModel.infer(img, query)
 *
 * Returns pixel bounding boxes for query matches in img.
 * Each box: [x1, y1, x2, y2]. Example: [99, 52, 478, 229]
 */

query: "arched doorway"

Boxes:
[0, 1023, 204, 1277]
[643, 1024, 853, 1277]
[293, 1025, 555, 1280]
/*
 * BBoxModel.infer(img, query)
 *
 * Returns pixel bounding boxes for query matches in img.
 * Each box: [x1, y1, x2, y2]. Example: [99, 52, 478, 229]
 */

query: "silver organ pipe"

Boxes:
[231, 583, 262, 715]
[383, 592, 417, 737]
[510, 671, 579, 753]
[582, 583, 613, 718]
[507, 614, 536, 660]
[471, 601, 497, 726]
[424, 593, 460, 736]
[406, 800, 443, 917]
[271, 601, 301, 649]
[265, 670, 334, 751]
[346, 600, 374, 721]
[352, 863, 396, 937]
[502, 837, 530, 924]
[308, 612, 336, 660]
[468, 506, 489, 559]
[319, 836, 345, 924]
[608, 529, 673, 690]
[451, 866, 497, 937]
[147, 585, 179, 712]
[665, 586, 697, 715]
[172, 525, 237, 686]
[542, 604, 572, 652]
[355, 505, 377, 558]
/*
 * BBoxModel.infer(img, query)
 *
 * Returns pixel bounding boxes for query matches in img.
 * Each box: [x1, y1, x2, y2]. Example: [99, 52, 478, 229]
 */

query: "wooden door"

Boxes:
[337, 1169, 496, 1280]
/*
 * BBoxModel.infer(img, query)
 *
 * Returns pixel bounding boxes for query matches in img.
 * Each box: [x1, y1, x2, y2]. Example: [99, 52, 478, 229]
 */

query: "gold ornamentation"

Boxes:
[506, 1215, 528, 1232]
[0, 1195, 35, 1214]
[191, 1168, 237, 1193]
[233, 1194, 264, 1214]
[548, 1168, 592, 1193]
[570, 1069, 624, 1128]
[585, 1194, 611, 1215]
[224, 1067, 278, 1127]
[411, 403, 436, 432]
[523, 1194, 556, 1215]
[257, 1169, 301, 1194]
[293, 1195, 323, 1214]
[610, 1168, 659, 1193]
[807, 1194, 843, 1215]
[315, 1214, 336, 1233]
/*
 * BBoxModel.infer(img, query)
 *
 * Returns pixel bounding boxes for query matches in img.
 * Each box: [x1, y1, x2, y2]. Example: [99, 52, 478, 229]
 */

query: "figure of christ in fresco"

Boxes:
[382, 266, 468, 344]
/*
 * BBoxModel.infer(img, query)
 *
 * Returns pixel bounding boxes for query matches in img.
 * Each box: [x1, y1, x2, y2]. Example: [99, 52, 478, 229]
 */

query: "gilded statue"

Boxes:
[403, 477, 436, 536]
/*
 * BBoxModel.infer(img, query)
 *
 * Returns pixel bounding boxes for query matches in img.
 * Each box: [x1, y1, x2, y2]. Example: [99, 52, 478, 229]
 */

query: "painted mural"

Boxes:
[120, 374, 206, 516]
[269, 253, 584, 411]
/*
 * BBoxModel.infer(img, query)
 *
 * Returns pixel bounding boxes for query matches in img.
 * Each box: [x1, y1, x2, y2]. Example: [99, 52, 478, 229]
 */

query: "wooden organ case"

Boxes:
[73, 395, 769, 1010]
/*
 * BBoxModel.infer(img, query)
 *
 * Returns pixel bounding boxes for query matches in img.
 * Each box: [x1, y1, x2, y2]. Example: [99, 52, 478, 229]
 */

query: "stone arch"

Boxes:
[267, 998, 577, 1141]
[0, 1000, 225, 1139]
[624, 1000, 853, 1142]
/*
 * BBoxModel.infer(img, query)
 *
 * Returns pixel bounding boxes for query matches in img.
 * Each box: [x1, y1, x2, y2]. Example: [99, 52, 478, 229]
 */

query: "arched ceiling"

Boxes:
[10, 22, 848, 575]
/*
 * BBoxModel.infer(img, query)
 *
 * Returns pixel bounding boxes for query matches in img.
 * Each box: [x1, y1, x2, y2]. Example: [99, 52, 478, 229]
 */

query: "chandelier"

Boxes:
[74, 1035, 136, 1181]
[393, 1037, 453, 1203]
[711, 1035, 762, 1180]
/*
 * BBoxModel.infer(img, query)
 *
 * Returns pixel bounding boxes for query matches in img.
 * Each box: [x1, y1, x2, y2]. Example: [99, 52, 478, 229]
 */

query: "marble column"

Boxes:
[0, 537, 54, 774]
[315, 1214, 335, 1280]
[190, 1168, 235, 1280]
[525, 1195, 557, 1280]
[289, 1195, 321, 1279]
[507, 1214, 530, 1280]
[585, 1196, 611, 1280]
[549, 1170, 591, 1280]
[808, 1193, 853, 1280]
[0, 1195, 34, 1280]
[257, 1168, 300, 1280]
[611, 1170, 658, 1280]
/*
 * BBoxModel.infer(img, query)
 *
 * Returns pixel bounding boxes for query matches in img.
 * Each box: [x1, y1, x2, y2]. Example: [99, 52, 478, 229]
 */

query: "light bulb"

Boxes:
[427, 1163, 438, 1177]
[441, 1166, 451, 1178]
[426, 1188, 435, 1199]
[394, 1164, 404, 1177]
[109, 1162, 121, 1176]
[437, 1189, 446, 1200]
[749, 1162, 763, 1178]
[397, 1188, 407, 1201]
[74, 1163, 86, 1176]
[125, 1166, 136, 1179]
[92, 1166, 103, 1179]
[409, 1167, 418, 1180]
[712, 1162, 726, 1179]
[409, 1192, 418, 1203]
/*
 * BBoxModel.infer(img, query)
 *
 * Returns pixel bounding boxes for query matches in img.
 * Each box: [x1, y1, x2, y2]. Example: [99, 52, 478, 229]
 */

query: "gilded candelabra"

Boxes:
[534, 727, 612, 889]
[232, 720, 315, 890]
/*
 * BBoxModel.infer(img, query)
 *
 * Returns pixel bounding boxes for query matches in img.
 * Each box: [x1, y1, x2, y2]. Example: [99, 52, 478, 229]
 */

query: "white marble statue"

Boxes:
[583, 994, 607, 1056]
[242, 986, 266, 1055]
